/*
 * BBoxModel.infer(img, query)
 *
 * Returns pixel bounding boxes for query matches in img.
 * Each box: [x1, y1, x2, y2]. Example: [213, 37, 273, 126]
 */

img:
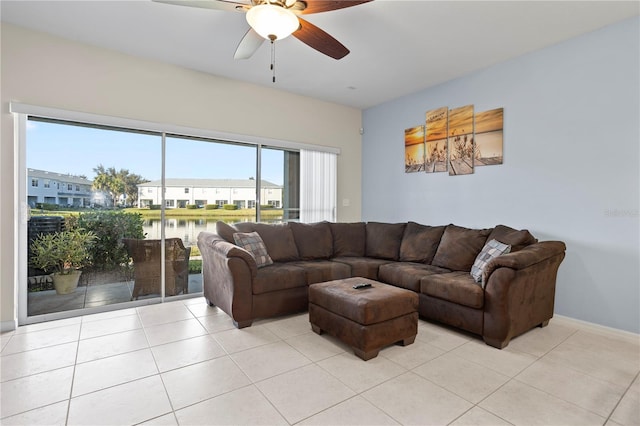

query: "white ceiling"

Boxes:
[2, 0, 638, 109]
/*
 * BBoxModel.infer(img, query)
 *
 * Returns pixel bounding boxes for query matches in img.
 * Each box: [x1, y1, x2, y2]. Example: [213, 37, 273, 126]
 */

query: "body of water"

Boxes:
[142, 217, 283, 247]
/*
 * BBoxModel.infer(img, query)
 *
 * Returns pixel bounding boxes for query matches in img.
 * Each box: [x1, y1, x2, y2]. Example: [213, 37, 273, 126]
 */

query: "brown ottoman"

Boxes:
[309, 277, 418, 360]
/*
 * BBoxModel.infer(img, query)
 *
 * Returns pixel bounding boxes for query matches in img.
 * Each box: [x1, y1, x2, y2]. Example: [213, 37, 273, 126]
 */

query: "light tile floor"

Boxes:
[1, 298, 638, 425]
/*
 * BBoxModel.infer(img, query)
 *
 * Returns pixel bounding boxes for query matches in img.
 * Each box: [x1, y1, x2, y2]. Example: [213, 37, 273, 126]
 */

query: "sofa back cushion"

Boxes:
[330, 222, 366, 257]
[366, 222, 406, 260]
[290, 221, 333, 260]
[431, 224, 492, 271]
[234, 221, 256, 233]
[237, 222, 299, 262]
[216, 221, 237, 243]
[399, 222, 446, 263]
[487, 225, 537, 252]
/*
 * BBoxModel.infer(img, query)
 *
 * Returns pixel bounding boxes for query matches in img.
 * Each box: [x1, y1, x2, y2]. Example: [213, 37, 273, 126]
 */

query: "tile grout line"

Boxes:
[136, 301, 179, 425]
[64, 315, 84, 425]
[603, 369, 640, 425]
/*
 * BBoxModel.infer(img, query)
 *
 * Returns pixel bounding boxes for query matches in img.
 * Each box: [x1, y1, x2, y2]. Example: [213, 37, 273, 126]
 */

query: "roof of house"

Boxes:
[27, 168, 93, 185]
[138, 178, 281, 189]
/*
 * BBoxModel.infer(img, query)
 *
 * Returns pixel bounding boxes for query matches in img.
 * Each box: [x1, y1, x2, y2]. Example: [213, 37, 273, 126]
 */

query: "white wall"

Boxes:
[362, 17, 640, 333]
[0, 23, 362, 329]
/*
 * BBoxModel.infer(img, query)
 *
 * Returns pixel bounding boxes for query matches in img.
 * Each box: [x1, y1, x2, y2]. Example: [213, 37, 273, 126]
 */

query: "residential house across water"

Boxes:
[137, 178, 283, 209]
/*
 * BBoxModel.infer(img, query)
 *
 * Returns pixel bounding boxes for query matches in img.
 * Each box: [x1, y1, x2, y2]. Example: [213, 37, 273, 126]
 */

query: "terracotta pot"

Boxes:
[52, 270, 82, 295]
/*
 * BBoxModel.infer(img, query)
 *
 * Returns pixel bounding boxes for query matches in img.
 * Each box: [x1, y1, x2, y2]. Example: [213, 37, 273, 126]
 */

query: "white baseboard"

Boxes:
[1, 319, 18, 333]
[553, 314, 639, 344]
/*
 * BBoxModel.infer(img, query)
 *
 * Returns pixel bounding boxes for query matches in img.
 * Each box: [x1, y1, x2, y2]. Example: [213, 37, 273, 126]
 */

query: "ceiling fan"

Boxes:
[153, 0, 372, 60]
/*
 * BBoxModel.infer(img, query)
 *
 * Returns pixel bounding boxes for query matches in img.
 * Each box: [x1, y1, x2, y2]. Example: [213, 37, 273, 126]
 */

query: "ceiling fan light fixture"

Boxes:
[246, 4, 299, 41]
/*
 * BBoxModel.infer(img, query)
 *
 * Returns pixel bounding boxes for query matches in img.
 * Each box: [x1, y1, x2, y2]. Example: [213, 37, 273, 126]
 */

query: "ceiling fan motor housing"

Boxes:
[246, 3, 300, 40]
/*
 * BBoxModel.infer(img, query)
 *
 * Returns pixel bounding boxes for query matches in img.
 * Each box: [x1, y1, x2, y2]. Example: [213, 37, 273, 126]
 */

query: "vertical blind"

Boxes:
[300, 150, 337, 223]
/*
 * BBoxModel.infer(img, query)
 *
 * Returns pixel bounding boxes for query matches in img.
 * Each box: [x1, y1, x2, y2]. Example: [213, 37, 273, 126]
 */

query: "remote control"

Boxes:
[353, 283, 372, 289]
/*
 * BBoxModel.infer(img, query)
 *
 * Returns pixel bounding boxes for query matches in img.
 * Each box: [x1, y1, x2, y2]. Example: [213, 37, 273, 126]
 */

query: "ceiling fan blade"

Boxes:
[299, 0, 372, 15]
[234, 28, 265, 59]
[152, 0, 247, 13]
[293, 17, 349, 59]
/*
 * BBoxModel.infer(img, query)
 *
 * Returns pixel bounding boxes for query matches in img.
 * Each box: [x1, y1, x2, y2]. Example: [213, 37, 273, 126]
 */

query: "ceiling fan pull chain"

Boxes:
[270, 38, 276, 83]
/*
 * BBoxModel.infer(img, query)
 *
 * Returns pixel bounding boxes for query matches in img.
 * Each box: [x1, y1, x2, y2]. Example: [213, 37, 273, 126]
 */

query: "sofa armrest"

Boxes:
[483, 241, 566, 281]
[481, 241, 566, 348]
[197, 231, 257, 327]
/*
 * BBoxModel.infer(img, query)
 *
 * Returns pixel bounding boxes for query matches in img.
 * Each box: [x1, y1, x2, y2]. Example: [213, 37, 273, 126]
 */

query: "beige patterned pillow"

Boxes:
[470, 239, 511, 286]
[233, 231, 273, 268]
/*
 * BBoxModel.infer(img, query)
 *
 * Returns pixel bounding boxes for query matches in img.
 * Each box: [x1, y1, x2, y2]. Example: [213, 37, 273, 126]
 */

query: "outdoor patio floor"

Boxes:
[27, 274, 203, 317]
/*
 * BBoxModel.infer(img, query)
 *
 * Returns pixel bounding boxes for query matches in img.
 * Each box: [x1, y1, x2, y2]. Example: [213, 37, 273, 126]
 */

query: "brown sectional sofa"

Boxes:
[197, 220, 566, 349]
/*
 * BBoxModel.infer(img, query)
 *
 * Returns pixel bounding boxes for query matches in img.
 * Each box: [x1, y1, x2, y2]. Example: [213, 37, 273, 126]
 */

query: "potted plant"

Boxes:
[29, 228, 96, 295]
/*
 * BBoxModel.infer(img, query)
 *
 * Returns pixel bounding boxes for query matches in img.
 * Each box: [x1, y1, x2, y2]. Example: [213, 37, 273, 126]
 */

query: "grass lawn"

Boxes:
[30, 207, 283, 220]
[124, 207, 284, 219]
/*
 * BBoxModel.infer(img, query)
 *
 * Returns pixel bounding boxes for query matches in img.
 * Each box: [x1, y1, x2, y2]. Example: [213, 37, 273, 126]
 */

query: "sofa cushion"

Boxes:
[216, 221, 237, 243]
[288, 260, 351, 285]
[470, 239, 511, 285]
[431, 225, 492, 271]
[253, 263, 307, 295]
[252, 223, 300, 262]
[233, 221, 257, 233]
[487, 225, 537, 252]
[233, 231, 273, 268]
[399, 222, 446, 263]
[420, 271, 484, 309]
[378, 262, 451, 292]
[330, 222, 366, 257]
[289, 221, 334, 260]
[331, 257, 392, 280]
[365, 222, 406, 260]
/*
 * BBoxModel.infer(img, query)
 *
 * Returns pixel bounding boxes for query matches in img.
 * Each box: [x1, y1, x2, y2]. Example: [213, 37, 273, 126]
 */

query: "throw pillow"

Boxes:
[233, 231, 273, 268]
[470, 239, 511, 286]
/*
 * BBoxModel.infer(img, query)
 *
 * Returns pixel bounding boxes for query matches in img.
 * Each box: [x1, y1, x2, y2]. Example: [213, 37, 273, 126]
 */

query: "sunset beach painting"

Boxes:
[474, 108, 504, 166]
[404, 125, 425, 173]
[448, 104, 474, 176]
[425, 107, 448, 173]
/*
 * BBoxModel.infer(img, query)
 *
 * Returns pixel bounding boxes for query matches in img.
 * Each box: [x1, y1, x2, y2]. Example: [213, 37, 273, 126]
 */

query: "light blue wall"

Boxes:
[362, 17, 640, 333]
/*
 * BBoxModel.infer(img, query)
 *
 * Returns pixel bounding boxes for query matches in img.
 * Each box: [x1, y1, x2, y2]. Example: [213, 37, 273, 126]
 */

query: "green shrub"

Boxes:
[186, 204, 198, 209]
[150, 204, 161, 210]
[223, 204, 238, 210]
[260, 204, 273, 209]
[188, 259, 202, 274]
[204, 204, 218, 210]
[75, 211, 145, 270]
[29, 228, 96, 274]
[36, 203, 59, 211]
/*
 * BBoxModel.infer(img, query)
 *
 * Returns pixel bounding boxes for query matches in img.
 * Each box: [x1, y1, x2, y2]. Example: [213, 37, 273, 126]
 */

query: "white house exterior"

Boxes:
[27, 168, 94, 207]
[137, 178, 283, 209]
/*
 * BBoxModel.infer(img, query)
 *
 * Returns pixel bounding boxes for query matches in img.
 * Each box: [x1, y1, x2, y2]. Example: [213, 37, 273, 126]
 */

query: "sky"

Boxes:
[26, 120, 285, 185]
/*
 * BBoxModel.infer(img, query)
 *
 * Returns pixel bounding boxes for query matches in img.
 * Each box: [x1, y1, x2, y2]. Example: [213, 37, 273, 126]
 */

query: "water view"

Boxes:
[142, 216, 284, 247]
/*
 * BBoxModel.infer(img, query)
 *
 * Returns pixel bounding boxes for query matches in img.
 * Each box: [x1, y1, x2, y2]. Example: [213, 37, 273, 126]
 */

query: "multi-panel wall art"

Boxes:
[404, 125, 425, 173]
[404, 105, 504, 175]
[425, 107, 448, 173]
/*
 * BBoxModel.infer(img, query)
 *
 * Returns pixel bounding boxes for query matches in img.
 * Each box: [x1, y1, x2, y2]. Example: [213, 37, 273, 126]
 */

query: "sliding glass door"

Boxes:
[25, 118, 162, 317]
[163, 135, 259, 299]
